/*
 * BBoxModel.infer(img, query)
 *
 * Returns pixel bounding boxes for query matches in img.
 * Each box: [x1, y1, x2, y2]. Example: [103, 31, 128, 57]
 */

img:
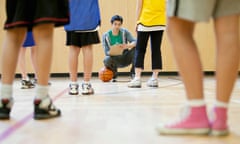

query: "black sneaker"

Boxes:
[34, 97, 61, 120]
[21, 80, 35, 89]
[69, 83, 79, 95]
[0, 98, 13, 120]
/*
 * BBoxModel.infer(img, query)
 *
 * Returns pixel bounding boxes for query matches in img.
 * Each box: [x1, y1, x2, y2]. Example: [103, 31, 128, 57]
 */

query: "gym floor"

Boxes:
[0, 76, 239, 144]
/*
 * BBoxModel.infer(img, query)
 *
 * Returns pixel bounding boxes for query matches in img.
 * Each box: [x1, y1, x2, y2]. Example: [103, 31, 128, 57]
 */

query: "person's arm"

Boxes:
[102, 33, 110, 56]
[136, 0, 143, 30]
[124, 29, 136, 50]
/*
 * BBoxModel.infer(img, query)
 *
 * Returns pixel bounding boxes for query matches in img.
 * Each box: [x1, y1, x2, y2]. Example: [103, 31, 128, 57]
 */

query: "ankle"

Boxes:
[215, 100, 228, 108]
[187, 99, 205, 107]
[35, 85, 49, 99]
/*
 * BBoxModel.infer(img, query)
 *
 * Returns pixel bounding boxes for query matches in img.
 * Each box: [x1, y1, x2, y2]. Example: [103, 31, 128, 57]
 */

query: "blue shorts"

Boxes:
[23, 32, 35, 47]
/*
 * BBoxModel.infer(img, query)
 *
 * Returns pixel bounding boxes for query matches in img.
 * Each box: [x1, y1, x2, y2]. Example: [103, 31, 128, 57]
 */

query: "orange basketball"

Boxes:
[98, 67, 114, 82]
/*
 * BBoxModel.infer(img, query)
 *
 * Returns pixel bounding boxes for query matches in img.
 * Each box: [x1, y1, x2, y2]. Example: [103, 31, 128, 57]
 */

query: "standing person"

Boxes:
[18, 31, 37, 89]
[102, 15, 136, 82]
[64, 0, 101, 95]
[0, 0, 69, 120]
[128, 0, 166, 88]
[157, 0, 240, 136]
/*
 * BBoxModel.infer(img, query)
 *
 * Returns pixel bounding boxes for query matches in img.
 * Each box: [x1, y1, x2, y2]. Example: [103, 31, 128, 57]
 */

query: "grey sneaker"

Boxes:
[128, 78, 141, 88]
[147, 78, 158, 87]
[21, 80, 35, 89]
[69, 83, 79, 95]
[82, 83, 94, 95]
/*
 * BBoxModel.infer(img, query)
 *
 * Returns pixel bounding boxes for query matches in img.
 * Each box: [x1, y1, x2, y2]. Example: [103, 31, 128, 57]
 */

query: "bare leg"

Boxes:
[32, 24, 54, 86]
[152, 69, 160, 79]
[18, 47, 28, 80]
[215, 15, 240, 103]
[69, 45, 81, 82]
[82, 45, 93, 82]
[30, 46, 38, 78]
[135, 68, 142, 78]
[1, 28, 27, 84]
[167, 17, 203, 100]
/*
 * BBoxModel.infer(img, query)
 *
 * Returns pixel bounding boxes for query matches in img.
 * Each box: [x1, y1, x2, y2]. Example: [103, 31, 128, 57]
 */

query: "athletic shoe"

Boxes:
[21, 80, 35, 89]
[69, 83, 79, 95]
[81, 83, 94, 95]
[157, 105, 210, 135]
[210, 107, 229, 136]
[128, 78, 141, 88]
[34, 97, 61, 120]
[147, 78, 158, 87]
[0, 98, 13, 119]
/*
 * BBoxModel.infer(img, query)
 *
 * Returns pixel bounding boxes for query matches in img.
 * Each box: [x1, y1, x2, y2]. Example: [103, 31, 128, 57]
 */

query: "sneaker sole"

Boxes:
[157, 127, 210, 135]
[211, 129, 229, 136]
[128, 86, 141, 88]
[34, 112, 61, 120]
[0, 114, 10, 120]
[69, 92, 79, 95]
[147, 85, 158, 88]
[21, 86, 34, 89]
[82, 91, 94, 95]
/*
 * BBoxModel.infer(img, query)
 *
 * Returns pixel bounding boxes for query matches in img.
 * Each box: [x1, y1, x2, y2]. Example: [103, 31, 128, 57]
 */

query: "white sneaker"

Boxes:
[147, 78, 158, 87]
[69, 83, 79, 95]
[82, 83, 94, 95]
[128, 78, 141, 88]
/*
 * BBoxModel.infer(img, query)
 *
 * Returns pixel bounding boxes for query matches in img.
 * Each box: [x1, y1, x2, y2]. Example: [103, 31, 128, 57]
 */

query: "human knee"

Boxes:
[103, 56, 114, 66]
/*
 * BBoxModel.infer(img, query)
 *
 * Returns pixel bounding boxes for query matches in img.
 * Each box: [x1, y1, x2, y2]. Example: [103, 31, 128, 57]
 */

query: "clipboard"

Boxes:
[109, 44, 124, 56]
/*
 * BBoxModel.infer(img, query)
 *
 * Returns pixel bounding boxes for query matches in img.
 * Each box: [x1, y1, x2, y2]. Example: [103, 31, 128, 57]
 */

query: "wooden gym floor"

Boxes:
[0, 76, 239, 144]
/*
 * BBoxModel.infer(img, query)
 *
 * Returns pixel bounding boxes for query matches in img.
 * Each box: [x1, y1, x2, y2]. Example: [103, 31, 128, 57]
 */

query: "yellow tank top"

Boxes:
[137, 0, 166, 26]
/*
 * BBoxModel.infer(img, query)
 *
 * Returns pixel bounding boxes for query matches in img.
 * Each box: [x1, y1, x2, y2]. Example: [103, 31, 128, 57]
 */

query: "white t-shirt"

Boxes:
[137, 24, 165, 32]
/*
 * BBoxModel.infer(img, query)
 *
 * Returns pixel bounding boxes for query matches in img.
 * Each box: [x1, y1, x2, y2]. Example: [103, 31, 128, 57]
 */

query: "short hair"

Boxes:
[111, 15, 123, 24]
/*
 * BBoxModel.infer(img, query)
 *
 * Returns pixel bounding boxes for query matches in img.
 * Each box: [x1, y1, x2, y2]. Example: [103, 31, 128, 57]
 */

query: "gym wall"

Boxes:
[0, 0, 239, 75]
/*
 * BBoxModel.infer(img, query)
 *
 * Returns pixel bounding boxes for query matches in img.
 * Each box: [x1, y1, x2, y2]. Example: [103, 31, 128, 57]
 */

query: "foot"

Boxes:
[81, 83, 94, 95]
[0, 98, 13, 120]
[147, 78, 158, 87]
[128, 78, 141, 88]
[21, 80, 35, 89]
[69, 83, 79, 95]
[210, 107, 229, 136]
[34, 97, 61, 120]
[157, 105, 210, 135]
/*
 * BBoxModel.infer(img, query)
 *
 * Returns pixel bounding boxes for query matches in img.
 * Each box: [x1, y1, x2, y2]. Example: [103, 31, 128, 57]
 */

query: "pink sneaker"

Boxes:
[210, 107, 229, 136]
[157, 106, 210, 135]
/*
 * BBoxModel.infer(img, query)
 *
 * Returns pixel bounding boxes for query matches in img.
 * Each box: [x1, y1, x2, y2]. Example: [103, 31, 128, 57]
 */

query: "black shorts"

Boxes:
[66, 31, 100, 48]
[4, 0, 69, 30]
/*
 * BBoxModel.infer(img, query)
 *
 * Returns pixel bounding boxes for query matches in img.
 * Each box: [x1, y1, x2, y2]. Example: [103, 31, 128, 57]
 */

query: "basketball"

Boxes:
[98, 67, 114, 82]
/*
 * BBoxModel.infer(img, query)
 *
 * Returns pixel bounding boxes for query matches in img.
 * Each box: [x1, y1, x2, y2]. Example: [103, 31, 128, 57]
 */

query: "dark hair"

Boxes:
[111, 15, 123, 24]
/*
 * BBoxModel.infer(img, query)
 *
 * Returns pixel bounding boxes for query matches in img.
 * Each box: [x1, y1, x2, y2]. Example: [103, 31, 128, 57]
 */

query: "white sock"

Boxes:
[215, 100, 228, 108]
[35, 85, 49, 99]
[70, 81, 78, 85]
[152, 73, 158, 79]
[83, 80, 91, 84]
[134, 76, 140, 80]
[0, 84, 13, 99]
[187, 99, 205, 107]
